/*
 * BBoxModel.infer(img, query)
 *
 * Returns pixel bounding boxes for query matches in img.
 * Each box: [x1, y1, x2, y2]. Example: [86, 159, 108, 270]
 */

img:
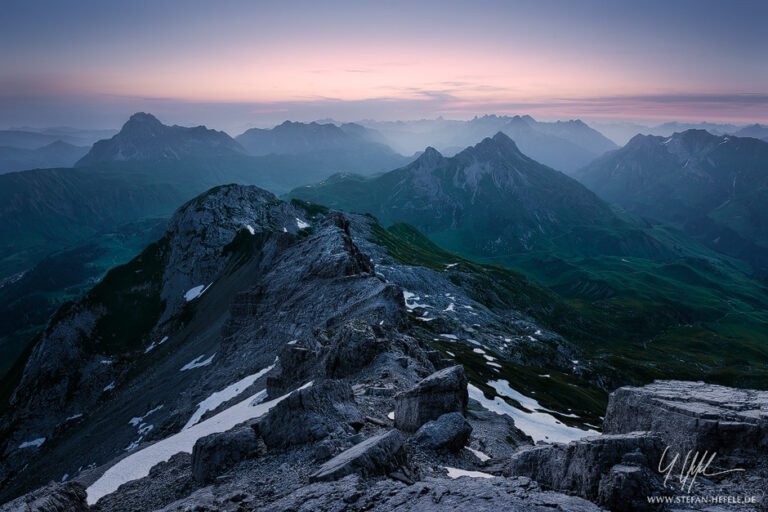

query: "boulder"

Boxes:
[257, 380, 363, 448]
[309, 430, 407, 482]
[603, 380, 768, 468]
[413, 412, 472, 452]
[0, 481, 89, 512]
[191, 425, 266, 484]
[598, 464, 666, 512]
[394, 365, 468, 432]
[503, 431, 665, 507]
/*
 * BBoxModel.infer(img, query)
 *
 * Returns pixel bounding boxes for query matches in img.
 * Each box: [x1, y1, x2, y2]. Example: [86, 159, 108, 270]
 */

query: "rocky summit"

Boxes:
[1, 184, 766, 511]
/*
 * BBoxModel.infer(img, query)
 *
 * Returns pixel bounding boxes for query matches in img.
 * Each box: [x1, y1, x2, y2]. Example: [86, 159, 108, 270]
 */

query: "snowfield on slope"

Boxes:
[183, 361, 276, 430]
[468, 382, 597, 444]
[86, 382, 312, 505]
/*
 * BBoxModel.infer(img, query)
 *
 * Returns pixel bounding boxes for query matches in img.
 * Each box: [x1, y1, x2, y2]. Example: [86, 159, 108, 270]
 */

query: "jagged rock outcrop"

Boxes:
[394, 366, 468, 432]
[191, 425, 267, 485]
[309, 430, 407, 482]
[159, 184, 306, 321]
[323, 320, 389, 378]
[499, 432, 665, 508]
[0, 481, 89, 512]
[413, 412, 472, 452]
[603, 380, 768, 468]
[256, 380, 363, 448]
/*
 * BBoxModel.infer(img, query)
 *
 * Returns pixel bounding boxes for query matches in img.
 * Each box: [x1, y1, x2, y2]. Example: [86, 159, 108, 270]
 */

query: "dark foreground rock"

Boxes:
[500, 431, 664, 509]
[603, 380, 768, 468]
[310, 430, 406, 482]
[264, 474, 604, 512]
[257, 380, 363, 449]
[0, 481, 89, 512]
[394, 366, 468, 432]
[192, 425, 267, 485]
[413, 412, 472, 452]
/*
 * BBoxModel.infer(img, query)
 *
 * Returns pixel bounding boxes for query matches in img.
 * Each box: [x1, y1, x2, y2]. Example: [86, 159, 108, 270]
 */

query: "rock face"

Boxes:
[0, 481, 89, 512]
[257, 380, 363, 449]
[394, 366, 468, 432]
[191, 425, 266, 485]
[267, 474, 603, 512]
[603, 380, 768, 467]
[502, 432, 665, 508]
[323, 320, 389, 378]
[309, 430, 406, 482]
[413, 412, 472, 452]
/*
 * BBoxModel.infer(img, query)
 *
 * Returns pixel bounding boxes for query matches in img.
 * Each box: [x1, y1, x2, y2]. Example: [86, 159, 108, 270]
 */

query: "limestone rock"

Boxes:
[309, 430, 407, 482]
[603, 380, 768, 467]
[413, 412, 472, 452]
[257, 380, 363, 449]
[503, 431, 664, 504]
[0, 481, 89, 512]
[394, 365, 468, 432]
[191, 425, 266, 484]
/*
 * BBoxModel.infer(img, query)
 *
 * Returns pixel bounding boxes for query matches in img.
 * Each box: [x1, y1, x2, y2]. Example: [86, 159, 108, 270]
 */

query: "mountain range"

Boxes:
[577, 130, 768, 277]
[358, 115, 617, 173]
[289, 132, 768, 385]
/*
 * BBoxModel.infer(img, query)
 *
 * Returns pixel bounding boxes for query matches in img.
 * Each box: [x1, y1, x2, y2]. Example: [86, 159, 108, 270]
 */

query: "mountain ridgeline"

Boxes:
[577, 129, 768, 277]
[290, 132, 660, 259]
[289, 132, 768, 385]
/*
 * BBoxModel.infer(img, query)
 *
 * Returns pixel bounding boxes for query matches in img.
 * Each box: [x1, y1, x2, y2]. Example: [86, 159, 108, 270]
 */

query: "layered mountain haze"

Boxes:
[0, 141, 89, 174]
[360, 115, 617, 173]
[578, 130, 768, 277]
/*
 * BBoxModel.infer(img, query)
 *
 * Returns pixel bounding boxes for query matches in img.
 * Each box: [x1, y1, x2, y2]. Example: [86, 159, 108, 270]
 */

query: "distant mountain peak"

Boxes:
[413, 146, 444, 167]
[126, 112, 162, 124]
[458, 131, 525, 163]
[76, 113, 244, 166]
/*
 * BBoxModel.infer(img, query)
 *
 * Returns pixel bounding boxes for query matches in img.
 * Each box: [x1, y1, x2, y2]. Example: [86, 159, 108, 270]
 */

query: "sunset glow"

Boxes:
[1, 0, 766, 129]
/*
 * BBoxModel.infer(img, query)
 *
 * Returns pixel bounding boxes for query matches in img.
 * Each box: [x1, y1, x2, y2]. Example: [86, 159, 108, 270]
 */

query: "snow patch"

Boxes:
[439, 334, 458, 340]
[468, 381, 596, 443]
[466, 447, 490, 462]
[181, 353, 216, 371]
[245, 224, 255, 235]
[129, 405, 164, 428]
[183, 362, 276, 430]
[184, 283, 212, 302]
[444, 467, 494, 479]
[144, 336, 169, 354]
[66, 413, 83, 422]
[402, 290, 431, 310]
[296, 218, 310, 229]
[387, 411, 395, 420]
[86, 382, 313, 505]
[18, 438, 46, 449]
[103, 382, 115, 392]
